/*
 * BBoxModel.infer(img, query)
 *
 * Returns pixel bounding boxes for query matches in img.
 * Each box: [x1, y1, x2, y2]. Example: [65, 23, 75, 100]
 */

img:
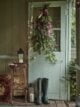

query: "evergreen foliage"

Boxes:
[31, 5, 56, 63]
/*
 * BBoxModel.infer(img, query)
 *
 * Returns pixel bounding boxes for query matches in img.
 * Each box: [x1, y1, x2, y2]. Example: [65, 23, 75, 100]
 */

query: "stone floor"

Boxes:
[0, 100, 75, 107]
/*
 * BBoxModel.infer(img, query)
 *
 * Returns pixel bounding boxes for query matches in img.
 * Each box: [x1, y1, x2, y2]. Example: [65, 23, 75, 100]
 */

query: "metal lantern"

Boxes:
[17, 48, 24, 63]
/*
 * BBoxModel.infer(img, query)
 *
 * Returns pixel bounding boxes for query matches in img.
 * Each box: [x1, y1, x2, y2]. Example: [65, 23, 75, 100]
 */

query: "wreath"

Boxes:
[0, 75, 11, 102]
[31, 5, 57, 63]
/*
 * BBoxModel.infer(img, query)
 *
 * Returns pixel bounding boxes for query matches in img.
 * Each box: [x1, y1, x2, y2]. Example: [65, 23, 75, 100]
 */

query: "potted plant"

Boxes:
[68, 60, 76, 101]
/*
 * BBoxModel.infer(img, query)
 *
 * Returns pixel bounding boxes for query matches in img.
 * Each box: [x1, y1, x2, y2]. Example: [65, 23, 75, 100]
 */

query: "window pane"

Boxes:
[48, 7, 61, 28]
[33, 7, 61, 28]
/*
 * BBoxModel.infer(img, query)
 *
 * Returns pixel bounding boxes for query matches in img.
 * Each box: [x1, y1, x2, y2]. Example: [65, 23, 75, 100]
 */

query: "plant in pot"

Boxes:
[68, 60, 76, 101]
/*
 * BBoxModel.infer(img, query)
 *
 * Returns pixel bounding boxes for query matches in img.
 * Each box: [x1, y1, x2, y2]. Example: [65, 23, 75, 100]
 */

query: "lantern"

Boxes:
[17, 48, 24, 63]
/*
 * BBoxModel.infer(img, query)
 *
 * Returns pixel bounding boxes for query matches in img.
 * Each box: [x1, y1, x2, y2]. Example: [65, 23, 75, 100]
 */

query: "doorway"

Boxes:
[28, 1, 70, 100]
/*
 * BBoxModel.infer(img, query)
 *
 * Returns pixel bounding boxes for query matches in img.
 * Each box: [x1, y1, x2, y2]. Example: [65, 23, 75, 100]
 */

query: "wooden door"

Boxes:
[28, 1, 69, 100]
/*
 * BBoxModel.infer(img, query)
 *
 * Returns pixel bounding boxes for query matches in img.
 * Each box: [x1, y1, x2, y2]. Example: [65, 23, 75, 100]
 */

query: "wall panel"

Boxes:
[0, 0, 27, 72]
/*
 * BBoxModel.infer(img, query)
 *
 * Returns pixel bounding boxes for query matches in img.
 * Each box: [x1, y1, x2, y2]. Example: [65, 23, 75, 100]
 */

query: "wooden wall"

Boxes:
[0, 0, 27, 72]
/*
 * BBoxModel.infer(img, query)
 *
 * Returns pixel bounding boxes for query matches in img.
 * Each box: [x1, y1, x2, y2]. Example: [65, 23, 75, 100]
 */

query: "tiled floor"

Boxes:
[0, 101, 75, 107]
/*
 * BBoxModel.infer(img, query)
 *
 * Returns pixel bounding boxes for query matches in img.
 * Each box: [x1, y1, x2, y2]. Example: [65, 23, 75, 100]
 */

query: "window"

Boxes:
[33, 7, 61, 51]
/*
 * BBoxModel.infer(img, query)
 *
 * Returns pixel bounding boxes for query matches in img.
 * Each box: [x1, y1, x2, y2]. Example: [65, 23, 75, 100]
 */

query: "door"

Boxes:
[28, 1, 68, 100]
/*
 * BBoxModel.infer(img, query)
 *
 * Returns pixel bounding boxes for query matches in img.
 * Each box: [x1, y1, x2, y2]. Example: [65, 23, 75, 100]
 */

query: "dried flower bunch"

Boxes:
[31, 5, 56, 63]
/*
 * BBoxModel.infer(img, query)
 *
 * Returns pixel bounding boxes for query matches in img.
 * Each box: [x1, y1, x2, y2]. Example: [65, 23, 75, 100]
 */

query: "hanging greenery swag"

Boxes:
[31, 5, 57, 63]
